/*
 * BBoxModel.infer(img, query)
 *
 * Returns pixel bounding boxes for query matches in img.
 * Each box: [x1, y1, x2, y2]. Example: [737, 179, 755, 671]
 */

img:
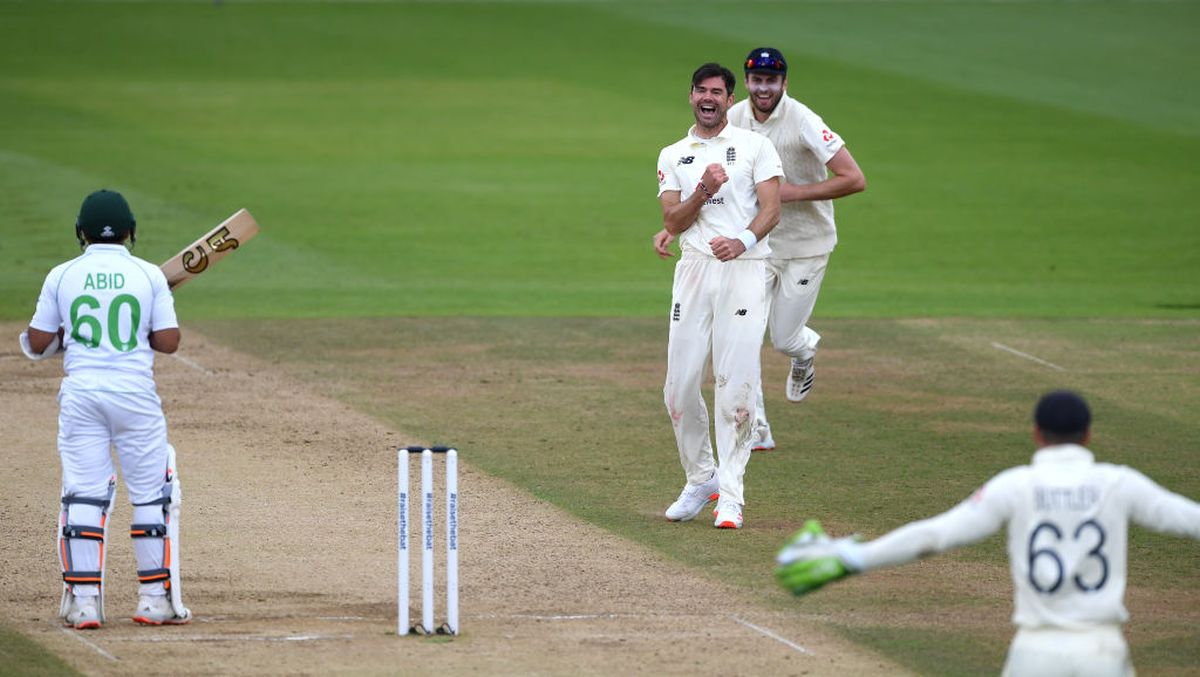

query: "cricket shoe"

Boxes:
[665, 473, 720, 522]
[65, 597, 101, 630]
[751, 425, 775, 452]
[786, 357, 815, 403]
[713, 497, 743, 529]
[132, 595, 191, 626]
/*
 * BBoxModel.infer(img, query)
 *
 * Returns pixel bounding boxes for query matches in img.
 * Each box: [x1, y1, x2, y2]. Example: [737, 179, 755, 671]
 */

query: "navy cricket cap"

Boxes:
[1034, 390, 1091, 437]
[745, 47, 787, 75]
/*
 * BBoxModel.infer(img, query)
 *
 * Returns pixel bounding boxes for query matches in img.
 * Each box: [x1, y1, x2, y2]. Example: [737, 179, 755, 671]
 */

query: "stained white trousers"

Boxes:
[58, 382, 169, 597]
[664, 254, 767, 506]
[754, 254, 829, 430]
[1002, 626, 1133, 677]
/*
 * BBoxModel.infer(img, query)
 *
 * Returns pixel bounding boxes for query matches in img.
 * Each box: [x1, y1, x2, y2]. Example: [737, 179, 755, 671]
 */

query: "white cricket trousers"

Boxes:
[1001, 626, 1133, 677]
[58, 382, 170, 597]
[664, 253, 767, 506]
[754, 254, 828, 429]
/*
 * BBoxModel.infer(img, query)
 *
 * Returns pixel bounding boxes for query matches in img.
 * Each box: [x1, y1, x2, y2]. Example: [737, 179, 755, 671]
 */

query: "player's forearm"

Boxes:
[781, 173, 866, 203]
[851, 502, 1002, 572]
[26, 327, 60, 354]
[745, 202, 780, 241]
[662, 192, 708, 236]
[149, 328, 181, 354]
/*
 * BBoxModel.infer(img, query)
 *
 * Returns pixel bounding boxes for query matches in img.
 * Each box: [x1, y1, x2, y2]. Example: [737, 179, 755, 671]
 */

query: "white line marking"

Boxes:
[57, 626, 119, 661]
[990, 342, 1066, 371]
[171, 352, 212, 374]
[732, 616, 811, 655]
[474, 612, 634, 621]
[109, 633, 353, 643]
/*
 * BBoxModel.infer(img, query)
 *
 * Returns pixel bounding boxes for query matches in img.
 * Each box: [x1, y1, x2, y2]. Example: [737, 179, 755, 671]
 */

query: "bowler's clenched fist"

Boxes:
[700, 163, 728, 194]
[708, 236, 746, 262]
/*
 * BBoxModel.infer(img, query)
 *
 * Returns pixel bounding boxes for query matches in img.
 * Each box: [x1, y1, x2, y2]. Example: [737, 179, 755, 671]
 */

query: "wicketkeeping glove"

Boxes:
[773, 520, 857, 596]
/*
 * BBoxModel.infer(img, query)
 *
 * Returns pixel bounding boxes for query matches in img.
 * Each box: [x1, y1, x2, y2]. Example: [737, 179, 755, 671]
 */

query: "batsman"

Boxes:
[21, 189, 192, 629]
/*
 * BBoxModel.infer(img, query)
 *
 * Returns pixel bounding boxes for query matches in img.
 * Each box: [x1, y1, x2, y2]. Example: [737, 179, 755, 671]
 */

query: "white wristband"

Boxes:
[735, 230, 758, 251]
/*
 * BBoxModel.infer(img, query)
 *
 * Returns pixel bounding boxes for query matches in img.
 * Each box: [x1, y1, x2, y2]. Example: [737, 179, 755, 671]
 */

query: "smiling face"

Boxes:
[745, 72, 786, 117]
[690, 75, 733, 132]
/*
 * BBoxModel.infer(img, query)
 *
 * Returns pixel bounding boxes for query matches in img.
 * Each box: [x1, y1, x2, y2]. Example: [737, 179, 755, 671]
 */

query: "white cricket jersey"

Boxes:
[29, 244, 178, 392]
[728, 95, 844, 259]
[656, 122, 783, 260]
[856, 445, 1200, 630]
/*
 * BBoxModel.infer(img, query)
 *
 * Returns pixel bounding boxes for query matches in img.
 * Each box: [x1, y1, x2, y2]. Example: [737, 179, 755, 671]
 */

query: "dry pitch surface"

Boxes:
[0, 322, 903, 676]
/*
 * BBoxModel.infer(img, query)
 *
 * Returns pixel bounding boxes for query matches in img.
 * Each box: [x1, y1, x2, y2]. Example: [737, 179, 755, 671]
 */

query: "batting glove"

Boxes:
[774, 520, 857, 596]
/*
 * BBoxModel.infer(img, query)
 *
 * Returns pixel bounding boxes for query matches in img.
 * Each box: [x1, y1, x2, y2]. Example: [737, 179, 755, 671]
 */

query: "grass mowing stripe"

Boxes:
[604, 0, 1200, 137]
[2, 2, 1197, 319]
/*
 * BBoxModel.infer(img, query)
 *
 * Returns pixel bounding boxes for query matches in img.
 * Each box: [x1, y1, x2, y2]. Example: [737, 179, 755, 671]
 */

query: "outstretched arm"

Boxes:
[776, 481, 1010, 596]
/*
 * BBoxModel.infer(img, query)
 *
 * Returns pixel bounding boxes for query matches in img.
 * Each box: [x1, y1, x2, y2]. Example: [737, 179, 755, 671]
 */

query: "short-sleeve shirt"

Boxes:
[656, 122, 783, 260]
[29, 244, 177, 392]
[728, 95, 844, 258]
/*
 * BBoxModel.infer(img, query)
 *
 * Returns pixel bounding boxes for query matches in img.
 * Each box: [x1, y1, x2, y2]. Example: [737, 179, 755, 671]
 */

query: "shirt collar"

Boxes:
[85, 244, 132, 256]
[688, 121, 733, 143]
[1031, 444, 1094, 465]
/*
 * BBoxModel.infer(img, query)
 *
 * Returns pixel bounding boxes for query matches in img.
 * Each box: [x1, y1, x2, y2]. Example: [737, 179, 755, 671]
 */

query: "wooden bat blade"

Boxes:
[161, 208, 260, 290]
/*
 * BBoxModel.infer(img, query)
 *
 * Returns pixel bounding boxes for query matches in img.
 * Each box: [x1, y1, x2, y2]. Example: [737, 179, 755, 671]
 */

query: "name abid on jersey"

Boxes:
[30, 244, 178, 391]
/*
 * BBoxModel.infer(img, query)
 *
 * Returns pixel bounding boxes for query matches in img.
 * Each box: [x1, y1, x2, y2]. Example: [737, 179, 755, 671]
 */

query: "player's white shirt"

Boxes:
[29, 244, 178, 392]
[855, 444, 1200, 630]
[728, 95, 843, 259]
[657, 122, 784, 260]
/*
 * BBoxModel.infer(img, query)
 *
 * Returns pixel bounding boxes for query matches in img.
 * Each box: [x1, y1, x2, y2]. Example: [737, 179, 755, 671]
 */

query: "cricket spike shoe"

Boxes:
[751, 425, 775, 452]
[786, 357, 815, 403]
[65, 597, 101, 630]
[714, 497, 743, 529]
[133, 595, 191, 625]
[665, 473, 720, 522]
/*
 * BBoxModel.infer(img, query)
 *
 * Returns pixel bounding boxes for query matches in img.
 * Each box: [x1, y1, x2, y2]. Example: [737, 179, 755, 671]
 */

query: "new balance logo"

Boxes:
[734, 309, 747, 316]
[798, 279, 809, 286]
[677, 156, 695, 165]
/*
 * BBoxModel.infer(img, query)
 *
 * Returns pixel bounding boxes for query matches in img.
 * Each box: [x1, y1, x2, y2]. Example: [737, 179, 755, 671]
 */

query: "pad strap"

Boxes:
[130, 524, 167, 538]
[62, 524, 106, 540]
[63, 495, 113, 509]
[63, 571, 103, 584]
[137, 568, 171, 584]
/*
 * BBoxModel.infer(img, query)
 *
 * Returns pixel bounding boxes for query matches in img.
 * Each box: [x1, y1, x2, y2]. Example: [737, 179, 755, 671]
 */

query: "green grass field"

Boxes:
[2, 1, 1198, 674]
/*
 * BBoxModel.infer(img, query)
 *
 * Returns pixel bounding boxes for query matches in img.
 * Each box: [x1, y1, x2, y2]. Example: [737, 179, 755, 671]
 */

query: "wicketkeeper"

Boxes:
[22, 189, 192, 629]
[774, 390, 1200, 675]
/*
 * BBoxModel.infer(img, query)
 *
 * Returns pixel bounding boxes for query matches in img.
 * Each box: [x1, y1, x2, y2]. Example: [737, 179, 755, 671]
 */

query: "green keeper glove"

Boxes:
[774, 519, 856, 596]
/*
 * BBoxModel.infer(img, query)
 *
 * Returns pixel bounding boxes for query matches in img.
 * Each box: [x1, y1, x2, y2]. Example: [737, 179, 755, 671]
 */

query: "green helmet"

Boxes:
[75, 189, 136, 248]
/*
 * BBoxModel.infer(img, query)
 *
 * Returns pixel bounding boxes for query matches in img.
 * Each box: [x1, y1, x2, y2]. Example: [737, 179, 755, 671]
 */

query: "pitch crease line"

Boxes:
[990, 342, 1066, 372]
[732, 616, 811, 655]
[110, 633, 353, 643]
[170, 352, 212, 374]
[57, 625, 118, 661]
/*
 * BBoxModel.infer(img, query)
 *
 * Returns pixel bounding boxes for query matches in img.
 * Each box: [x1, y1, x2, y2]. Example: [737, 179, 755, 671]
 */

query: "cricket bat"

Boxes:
[161, 208, 260, 290]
